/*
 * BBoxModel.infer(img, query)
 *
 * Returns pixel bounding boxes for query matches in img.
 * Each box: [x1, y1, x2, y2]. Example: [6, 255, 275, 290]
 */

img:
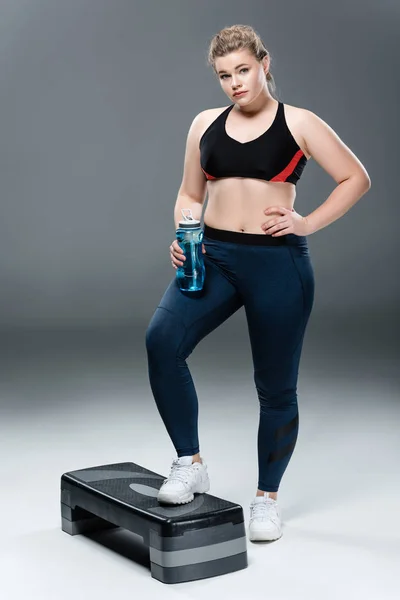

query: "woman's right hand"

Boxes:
[170, 240, 206, 270]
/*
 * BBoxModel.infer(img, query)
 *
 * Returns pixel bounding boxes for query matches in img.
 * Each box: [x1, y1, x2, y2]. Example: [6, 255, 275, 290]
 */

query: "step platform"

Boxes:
[60, 461, 248, 584]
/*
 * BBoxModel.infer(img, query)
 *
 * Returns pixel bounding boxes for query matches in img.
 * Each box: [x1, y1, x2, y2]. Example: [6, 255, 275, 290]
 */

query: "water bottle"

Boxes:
[175, 208, 205, 292]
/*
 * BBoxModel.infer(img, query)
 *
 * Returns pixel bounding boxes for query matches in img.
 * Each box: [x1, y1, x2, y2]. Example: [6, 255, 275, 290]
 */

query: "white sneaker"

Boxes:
[157, 455, 210, 505]
[248, 493, 283, 542]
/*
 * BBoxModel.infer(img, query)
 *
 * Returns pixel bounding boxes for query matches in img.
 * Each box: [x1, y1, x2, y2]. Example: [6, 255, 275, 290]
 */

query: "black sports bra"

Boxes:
[199, 102, 308, 185]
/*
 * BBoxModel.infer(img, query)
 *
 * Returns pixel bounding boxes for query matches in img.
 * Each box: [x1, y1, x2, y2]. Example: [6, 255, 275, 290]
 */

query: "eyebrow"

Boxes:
[217, 63, 249, 75]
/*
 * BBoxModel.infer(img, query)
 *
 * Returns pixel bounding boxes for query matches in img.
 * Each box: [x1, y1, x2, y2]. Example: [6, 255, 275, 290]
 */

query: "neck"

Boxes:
[233, 89, 276, 116]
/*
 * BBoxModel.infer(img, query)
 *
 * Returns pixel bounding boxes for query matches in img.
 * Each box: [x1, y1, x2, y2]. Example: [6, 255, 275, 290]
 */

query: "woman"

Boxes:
[145, 24, 371, 542]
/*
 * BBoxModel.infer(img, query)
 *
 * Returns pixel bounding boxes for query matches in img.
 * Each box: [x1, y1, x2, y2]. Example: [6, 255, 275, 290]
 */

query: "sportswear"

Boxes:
[249, 493, 283, 541]
[157, 455, 210, 505]
[146, 227, 314, 494]
[199, 101, 308, 185]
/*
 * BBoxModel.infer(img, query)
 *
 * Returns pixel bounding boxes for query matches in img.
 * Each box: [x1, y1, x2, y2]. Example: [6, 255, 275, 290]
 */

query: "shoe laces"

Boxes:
[164, 458, 195, 485]
[250, 497, 280, 524]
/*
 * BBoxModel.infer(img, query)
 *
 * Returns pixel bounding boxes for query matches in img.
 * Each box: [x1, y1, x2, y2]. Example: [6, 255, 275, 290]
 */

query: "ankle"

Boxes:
[192, 453, 202, 464]
[256, 489, 278, 500]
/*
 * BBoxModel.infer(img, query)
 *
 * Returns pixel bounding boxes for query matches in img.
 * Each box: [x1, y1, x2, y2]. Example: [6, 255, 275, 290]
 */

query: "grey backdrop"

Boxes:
[0, 0, 398, 331]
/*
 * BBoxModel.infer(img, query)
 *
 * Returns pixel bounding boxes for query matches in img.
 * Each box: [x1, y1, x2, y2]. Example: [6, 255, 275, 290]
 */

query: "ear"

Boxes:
[262, 55, 270, 74]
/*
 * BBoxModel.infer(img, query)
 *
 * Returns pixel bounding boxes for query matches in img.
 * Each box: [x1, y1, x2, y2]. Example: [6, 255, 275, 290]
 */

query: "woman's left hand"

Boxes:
[261, 207, 311, 236]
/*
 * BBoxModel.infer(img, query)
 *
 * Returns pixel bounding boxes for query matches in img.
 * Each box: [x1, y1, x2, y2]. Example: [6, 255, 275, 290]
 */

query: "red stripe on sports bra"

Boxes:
[202, 167, 217, 180]
[270, 149, 305, 183]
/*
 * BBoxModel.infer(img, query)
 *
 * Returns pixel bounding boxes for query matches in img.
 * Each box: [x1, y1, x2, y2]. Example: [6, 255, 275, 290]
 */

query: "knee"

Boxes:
[254, 370, 297, 410]
[258, 389, 298, 412]
[145, 307, 186, 360]
[256, 379, 297, 408]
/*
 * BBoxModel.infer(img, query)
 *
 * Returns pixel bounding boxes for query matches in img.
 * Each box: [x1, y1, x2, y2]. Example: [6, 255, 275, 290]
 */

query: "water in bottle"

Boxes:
[176, 208, 205, 292]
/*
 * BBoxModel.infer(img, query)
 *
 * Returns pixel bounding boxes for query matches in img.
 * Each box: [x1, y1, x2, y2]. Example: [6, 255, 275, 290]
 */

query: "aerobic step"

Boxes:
[60, 461, 248, 584]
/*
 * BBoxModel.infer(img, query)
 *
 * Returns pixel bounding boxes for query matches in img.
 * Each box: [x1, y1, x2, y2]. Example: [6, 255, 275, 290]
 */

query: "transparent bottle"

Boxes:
[175, 208, 205, 292]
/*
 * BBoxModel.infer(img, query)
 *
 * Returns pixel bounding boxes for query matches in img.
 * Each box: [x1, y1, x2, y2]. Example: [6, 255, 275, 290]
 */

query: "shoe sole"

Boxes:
[248, 528, 282, 542]
[157, 479, 210, 505]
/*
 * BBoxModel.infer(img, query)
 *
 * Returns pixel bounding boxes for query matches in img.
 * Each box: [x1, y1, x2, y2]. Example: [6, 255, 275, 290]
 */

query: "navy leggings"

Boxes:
[145, 223, 315, 492]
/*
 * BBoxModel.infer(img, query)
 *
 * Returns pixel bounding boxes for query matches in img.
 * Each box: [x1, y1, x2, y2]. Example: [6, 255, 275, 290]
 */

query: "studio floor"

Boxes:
[1, 318, 399, 599]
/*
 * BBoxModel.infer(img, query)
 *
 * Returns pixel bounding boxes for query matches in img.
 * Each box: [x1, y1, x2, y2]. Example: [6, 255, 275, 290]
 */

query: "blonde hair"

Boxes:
[207, 24, 278, 98]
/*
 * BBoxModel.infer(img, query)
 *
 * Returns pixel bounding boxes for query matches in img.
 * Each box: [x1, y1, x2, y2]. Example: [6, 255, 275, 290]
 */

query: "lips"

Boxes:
[233, 91, 247, 97]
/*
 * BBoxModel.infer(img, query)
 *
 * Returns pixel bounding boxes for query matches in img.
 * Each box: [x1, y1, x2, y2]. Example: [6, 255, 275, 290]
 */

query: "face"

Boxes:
[214, 48, 269, 103]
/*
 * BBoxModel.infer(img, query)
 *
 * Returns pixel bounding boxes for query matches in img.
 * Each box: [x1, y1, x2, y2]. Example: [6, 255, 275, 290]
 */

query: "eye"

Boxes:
[220, 68, 249, 80]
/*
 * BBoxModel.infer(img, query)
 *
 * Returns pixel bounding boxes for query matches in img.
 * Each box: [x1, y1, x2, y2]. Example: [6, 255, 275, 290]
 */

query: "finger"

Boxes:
[266, 216, 287, 228]
[272, 227, 292, 237]
[266, 216, 287, 227]
[173, 257, 184, 266]
[268, 222, 289, 234]
[171, 248, 185, 261]
[264, 218, 287, 233]
[264, 206, 288, 215]
[174, 245, 184, 255]
[173, 241, 184, 254]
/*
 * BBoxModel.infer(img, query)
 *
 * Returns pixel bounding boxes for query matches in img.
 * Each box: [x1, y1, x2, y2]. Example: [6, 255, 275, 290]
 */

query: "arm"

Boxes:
[300, 109, 371, 235]
[174, 112, 208, 230]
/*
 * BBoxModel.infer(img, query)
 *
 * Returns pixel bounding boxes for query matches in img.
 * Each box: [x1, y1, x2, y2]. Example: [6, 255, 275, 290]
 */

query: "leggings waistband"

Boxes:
[203, 224, 307, 247]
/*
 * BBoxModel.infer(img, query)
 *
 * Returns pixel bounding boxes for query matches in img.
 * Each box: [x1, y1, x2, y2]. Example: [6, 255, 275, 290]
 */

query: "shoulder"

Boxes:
[281, 102, 308, 121]
[285, 103, 330, 134]
[190, 106, 230, 144]
[281, 103, 314, 159]
[285, 104, 371, 185]
[195, 106, 230, 124]
[284, 103, 342, 158]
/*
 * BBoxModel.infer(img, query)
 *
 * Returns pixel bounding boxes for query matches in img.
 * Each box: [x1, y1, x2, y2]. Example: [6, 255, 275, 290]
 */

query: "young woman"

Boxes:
[145, 24, 371, 542]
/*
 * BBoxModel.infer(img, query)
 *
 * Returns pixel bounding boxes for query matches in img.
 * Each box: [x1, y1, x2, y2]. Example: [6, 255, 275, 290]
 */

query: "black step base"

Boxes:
[60, 461, 248, 583]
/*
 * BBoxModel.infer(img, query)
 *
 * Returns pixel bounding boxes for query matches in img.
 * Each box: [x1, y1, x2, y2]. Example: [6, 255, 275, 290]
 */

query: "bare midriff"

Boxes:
[203, 176, 296, 234]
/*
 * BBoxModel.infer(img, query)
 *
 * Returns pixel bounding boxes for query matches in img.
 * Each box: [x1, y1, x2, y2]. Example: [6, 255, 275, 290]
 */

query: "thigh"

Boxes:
[241, 245, 314, 374]
[148, 256, 244, 357]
